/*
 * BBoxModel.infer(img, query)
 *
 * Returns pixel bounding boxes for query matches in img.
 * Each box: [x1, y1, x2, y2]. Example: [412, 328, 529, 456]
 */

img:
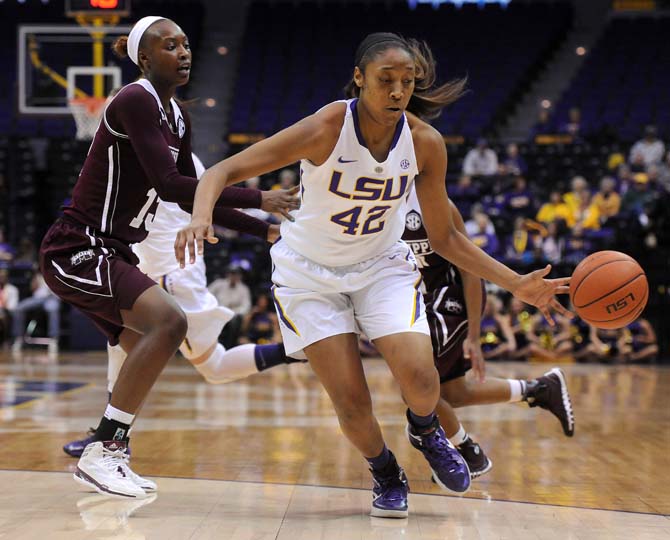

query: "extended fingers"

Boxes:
[187, 231, 197, 265]
[174, 232, 185, 267]
[539, 306, 555, 327]
[285, 196, 301, 210]
[282, 190, 301, 209]
[279, 208, 295, 222]
[534, 264, 551, 278]
[550, 276, 571, 288]
[551, 297, 573, 318]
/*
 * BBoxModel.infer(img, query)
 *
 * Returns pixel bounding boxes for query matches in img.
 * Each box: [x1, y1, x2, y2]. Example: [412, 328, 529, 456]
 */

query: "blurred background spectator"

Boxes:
[0, 228, 15, 265]
[11, 271, 60, 356]
[559, 107, 582, 139]
[208, 266, 252, 348]
[463, 138, 498, 177]
[498, 143, 528, 176]
[592, 176, 621, 227]
[0, 269, 18, 347]
[629, 125, 665, 169]
[238, 293, 281, 345]
[536, 190, 573, 227]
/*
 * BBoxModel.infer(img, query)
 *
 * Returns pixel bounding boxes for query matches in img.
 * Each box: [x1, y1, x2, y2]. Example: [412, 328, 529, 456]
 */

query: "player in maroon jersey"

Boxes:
[403, 191, 575, 478]
[39, 16, 299, 499]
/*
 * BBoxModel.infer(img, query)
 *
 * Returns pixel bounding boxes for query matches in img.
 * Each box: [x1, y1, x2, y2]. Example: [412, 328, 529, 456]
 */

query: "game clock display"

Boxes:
[65, 0, 132, 17]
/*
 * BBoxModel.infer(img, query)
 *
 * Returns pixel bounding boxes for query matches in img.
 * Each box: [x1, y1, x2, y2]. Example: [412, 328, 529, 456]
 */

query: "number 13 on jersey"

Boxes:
[130, 188, 158, 230]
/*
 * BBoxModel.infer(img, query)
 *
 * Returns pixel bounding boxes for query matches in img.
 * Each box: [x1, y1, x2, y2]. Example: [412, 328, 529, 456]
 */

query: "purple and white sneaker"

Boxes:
[370, 453, 409, 518]
[64, 429, 131, 458]
[405, 410, 471, 493]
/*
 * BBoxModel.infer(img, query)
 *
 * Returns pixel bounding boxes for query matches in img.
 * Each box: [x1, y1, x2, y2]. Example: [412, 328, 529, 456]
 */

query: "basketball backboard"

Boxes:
[17, 24, 132, 115]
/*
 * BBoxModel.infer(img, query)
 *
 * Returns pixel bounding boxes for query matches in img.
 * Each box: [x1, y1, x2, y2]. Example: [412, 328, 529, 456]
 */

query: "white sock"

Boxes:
[448, 424, 468, 446]
[103, 403, 135, 425]
[192, 344, 258, 384]
[107, 344, 127, 393]
[507, 379, 526, 402]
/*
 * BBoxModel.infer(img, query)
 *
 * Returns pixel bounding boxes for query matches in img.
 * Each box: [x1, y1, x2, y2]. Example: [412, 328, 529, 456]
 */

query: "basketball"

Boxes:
[570, 251, 648, 329]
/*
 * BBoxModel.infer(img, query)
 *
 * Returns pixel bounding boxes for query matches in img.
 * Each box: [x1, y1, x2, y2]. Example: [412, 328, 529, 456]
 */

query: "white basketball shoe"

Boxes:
[122, 451, 157, 493]
[73, 441, 148, 499]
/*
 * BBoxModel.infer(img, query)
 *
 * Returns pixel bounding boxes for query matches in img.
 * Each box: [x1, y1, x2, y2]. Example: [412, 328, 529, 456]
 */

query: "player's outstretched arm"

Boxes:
[175, 104, 343, 267]
[414, 126, 571, 325]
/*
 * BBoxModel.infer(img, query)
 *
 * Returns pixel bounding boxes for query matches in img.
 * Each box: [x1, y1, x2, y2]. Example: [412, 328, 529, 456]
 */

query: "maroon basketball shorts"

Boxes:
[39, 217, 157, 345]
[424, 281, 485, 384]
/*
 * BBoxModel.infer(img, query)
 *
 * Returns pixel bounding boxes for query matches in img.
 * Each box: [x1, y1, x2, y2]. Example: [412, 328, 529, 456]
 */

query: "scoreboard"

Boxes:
[65, 0, 132, 17]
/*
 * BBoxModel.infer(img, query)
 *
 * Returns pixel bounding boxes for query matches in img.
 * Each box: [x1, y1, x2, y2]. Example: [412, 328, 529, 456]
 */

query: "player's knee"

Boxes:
[162, 308, 188, 344]
[334, 394, 373, 427]
[403, 364, 438, 398]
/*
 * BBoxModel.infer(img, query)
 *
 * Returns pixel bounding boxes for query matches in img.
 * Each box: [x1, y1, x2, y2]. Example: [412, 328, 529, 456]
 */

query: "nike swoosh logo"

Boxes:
[337, 156, 357, 163]
[407, 431, 423, 443]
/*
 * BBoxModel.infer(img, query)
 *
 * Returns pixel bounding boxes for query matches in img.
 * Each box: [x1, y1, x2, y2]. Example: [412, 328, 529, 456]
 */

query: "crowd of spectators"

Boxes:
[453, 126, 668, 278]
[478, 291, 658, 364]
[0, 132, 665, 363]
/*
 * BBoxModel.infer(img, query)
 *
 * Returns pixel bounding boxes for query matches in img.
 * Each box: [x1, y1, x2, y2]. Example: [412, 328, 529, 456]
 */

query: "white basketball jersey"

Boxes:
[132, 153, 206, 277]
[280, 99, 419, 266]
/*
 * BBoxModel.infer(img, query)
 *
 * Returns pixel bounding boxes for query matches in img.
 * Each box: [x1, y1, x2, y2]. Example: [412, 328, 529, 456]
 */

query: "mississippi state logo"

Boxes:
[178, 117, 186, 138]
[444, 298, 464, 314]
[70, 249, 94, 267]
[400, 159, 410, 170]
[406, 210, 422, 231]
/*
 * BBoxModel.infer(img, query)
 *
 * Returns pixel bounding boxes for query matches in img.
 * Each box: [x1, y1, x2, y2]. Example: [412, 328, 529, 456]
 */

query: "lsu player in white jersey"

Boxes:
[63, 154, 303, 461]
[176, 33, 571, 518]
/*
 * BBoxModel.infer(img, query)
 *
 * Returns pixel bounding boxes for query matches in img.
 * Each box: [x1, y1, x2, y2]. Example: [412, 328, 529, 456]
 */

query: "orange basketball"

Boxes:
[570, 250, 648, 329]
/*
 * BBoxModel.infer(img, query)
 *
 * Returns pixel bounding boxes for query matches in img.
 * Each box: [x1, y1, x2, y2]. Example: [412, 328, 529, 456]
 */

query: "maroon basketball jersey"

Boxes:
[402, 188, 462, 292]
[64, 79, 195, 245]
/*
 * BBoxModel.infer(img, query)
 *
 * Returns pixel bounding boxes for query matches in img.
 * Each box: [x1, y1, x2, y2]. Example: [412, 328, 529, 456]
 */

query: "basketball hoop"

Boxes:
[69, 96, 107, 140]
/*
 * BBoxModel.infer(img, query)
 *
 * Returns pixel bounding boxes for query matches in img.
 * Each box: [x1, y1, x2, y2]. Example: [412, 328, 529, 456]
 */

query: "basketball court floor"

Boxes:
[0, 350, 668, 539]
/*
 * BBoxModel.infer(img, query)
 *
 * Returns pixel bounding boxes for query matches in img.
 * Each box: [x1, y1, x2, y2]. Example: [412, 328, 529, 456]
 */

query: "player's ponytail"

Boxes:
[405, 39, 467, 120]
[344, 33, 467, 121]
[112, 36, 129, 59]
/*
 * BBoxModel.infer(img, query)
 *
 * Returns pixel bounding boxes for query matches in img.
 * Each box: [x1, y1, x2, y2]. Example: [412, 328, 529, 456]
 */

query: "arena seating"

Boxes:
[549, 15, 670, 142]
[229, 0, 572, 138]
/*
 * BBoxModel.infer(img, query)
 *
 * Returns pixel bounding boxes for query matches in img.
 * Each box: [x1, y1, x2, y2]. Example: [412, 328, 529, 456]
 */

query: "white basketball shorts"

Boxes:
[270, 239, 429, 358]
[154, 263, 234, 359]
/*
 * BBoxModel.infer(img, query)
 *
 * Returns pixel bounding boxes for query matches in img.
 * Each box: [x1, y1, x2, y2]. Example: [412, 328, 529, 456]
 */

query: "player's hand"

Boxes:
[174, 220, 218, 268]
[260, 186, 300, 221]
[511, 264, 572, 326]
[267, 224, 280, 244]
[463, 336, 485, 382]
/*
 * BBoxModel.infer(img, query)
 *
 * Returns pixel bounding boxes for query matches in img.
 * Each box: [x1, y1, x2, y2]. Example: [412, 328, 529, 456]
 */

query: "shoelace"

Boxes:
[375, 475, 407, 501]
[120, 452, 142, 480]
[424, 432, 462, 469]
[100, 446, 131, 477]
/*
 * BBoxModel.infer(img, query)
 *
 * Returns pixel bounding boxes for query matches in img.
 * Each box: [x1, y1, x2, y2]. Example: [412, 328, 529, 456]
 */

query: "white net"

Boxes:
[68, 97, 107, 140]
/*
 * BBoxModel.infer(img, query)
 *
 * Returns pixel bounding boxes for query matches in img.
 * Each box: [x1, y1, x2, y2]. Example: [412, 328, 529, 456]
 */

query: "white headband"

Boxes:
[127, 16, 166, 66]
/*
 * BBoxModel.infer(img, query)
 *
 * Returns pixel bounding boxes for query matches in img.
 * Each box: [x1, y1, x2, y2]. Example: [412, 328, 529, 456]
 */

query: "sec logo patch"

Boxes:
[406, 210, 422, 231]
